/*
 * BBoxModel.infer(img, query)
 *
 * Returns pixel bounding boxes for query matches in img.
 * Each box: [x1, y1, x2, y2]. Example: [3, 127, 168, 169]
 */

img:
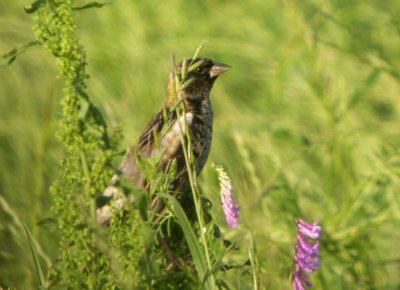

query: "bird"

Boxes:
[97, 57, 230, 224]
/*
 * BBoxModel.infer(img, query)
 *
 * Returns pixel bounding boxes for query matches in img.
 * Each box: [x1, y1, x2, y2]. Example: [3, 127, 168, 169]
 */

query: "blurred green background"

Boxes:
[1, 0, 400, 289]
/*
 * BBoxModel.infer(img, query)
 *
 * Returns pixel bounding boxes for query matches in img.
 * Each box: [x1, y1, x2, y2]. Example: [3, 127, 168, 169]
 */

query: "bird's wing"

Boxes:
[137, 108, 170, 156]
[120, 106, 197, 191]
[120, 107, 187, 184]
[119, 108, 166, 183]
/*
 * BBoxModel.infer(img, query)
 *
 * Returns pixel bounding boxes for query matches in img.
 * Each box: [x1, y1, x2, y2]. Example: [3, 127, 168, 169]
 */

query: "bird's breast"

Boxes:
[191, 103, 214, 173]
[155, 104, 213, 175]
[156, 112, 194, 163]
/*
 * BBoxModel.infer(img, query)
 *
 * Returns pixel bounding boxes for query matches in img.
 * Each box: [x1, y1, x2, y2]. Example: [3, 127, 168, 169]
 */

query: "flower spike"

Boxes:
[292, 219, 321, 289]
[212, 164, 240, 228]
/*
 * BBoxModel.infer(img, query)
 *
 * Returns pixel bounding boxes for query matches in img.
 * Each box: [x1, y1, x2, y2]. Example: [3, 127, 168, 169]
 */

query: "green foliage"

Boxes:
[1, 0, 400, 289]
[29, 1, 145, 289]
[160, 193, 212, 289]
[108, 202, 147, 289]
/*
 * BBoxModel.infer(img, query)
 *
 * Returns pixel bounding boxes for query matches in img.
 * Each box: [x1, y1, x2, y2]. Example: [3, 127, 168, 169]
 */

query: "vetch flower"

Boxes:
[292, 219, 321, 290]
[213, 164, 240, 228]
[297, 219, 321, 240]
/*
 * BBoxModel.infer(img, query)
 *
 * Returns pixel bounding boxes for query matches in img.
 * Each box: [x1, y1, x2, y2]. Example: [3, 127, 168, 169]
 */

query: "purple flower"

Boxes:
[292, 219, 321, 290]
[213, 164, 240, 228]
[297, 219, 321, 239]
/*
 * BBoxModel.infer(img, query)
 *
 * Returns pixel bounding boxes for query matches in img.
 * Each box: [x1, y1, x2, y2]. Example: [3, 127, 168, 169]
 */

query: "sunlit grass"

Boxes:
[1, 0, 400, 289]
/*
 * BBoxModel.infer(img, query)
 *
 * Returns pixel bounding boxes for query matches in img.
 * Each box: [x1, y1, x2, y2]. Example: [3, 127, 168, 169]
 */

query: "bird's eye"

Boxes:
[196, 67, 202, 73]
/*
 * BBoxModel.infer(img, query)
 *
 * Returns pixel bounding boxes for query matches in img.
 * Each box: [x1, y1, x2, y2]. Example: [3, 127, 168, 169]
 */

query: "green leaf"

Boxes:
[24, 0, 46, 14]
[181, 58, 188, 80]
[73, 1, 112, 11]
[78, 95, 90, 119]
[188, 60, 203, 72]
[37, 216, 58, 229]
[0, 40, 39, 67]
[159, 193, 216, 290]
[192, 41, 206, 61]
[22, 222, 46, 288]
[180, 78, 194, 91]
[248, 232, 260, 290]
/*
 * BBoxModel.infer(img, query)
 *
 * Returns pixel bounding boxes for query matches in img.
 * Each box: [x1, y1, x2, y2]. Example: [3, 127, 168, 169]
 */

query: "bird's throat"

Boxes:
[184, 96, 212, 116]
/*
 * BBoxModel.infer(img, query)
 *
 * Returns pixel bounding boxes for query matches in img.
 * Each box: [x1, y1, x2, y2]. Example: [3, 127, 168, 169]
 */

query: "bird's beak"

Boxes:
[209, 62, 231, 78]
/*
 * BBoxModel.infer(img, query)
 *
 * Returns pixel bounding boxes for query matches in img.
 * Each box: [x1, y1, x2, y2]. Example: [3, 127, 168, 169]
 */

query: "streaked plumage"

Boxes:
[120, 57, 230, 194]
[97, 57, 230, 224]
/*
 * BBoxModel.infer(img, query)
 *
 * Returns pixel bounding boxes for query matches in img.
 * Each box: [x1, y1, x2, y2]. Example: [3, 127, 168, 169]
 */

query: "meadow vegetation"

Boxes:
[1, 0, 400, 289]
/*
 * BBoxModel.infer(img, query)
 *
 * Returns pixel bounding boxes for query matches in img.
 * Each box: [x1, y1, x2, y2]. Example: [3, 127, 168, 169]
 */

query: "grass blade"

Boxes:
[0, 40, 39, 66]
[248, 232, 259, 290]
[192, 41, 207, 60]
[159, 193, 215, 290]
[22, 222, 46, 288]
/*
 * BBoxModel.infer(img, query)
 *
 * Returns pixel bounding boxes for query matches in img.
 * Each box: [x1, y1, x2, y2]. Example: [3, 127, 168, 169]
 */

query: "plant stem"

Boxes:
[176, 104, 215, 288]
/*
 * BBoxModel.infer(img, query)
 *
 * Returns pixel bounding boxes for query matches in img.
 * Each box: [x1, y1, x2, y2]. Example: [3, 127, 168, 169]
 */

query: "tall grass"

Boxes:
[1, 0, 400, 289]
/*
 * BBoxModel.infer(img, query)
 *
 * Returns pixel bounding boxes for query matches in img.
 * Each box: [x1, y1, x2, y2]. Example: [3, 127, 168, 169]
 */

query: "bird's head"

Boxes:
[167, 57, 230, 103]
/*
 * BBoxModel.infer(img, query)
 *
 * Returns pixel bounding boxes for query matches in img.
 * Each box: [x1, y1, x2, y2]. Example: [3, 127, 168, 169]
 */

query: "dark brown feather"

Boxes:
[119, 57, 230, 206]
